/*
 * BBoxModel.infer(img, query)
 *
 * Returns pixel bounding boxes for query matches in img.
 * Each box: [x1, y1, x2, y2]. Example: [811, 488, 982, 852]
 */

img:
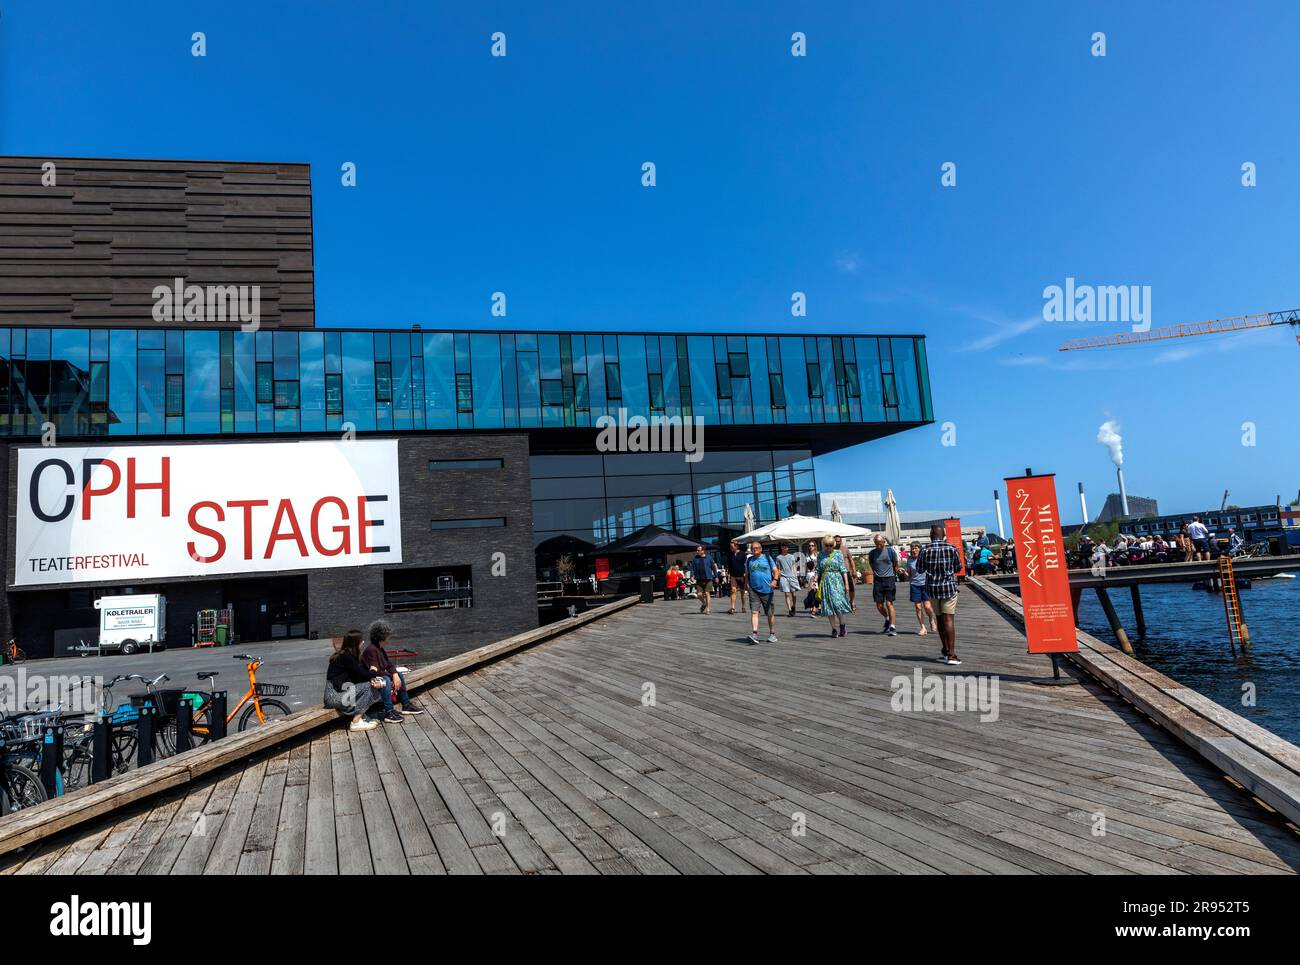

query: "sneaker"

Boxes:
[747, 632, 761, 645]
[348, 718, 378, 732]
[766, 633, 778, 643]
[400, 705, 425, 716]
[382, 710, 405, 724]
[887, 625, 897, 637]
[882, 618, 890, 633]
[838, 625, 847, 638]
[945, 656, 962, 666]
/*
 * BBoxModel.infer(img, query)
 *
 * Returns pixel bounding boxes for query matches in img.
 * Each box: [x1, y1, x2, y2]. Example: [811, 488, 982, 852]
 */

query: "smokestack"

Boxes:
[1078, 481, 1089, 525]
[1116, 467, 1130, 518]
[993, 489, 1005, 539]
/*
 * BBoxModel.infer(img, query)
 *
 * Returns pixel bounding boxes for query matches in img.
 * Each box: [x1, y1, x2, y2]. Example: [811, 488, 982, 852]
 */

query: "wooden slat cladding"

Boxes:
[0, 156, 314, 327]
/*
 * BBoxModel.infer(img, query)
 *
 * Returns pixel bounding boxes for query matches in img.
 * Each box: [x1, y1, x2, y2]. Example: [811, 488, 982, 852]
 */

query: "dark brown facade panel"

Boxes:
[0, 156, 314, 328]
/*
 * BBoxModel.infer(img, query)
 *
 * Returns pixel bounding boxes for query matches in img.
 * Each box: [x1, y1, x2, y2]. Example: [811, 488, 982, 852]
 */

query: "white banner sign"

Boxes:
[13, 440, 402, 587]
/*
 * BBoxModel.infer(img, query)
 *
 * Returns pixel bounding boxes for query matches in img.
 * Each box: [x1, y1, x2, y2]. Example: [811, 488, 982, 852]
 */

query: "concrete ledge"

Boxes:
[0, 595, 640, 857]
[967, 576, 1300, 827]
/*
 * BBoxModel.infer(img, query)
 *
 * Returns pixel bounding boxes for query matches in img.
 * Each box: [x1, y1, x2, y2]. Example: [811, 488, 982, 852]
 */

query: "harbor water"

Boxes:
[1075, 575, 1300, 745]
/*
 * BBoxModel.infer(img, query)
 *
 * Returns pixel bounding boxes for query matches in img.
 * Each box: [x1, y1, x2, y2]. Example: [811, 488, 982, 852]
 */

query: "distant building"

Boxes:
[1095, 493, 1159, 523]
[819, 490, 984, 534]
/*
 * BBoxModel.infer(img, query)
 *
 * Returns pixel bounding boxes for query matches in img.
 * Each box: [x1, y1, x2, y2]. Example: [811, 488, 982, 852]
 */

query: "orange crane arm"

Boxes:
[1059, 309, 1300, 351]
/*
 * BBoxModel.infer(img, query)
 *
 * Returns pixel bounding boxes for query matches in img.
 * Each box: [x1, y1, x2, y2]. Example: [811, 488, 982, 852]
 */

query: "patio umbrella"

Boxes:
[884, 489, 903, 546]
[830, 500, 843, 523]
[594, 525, 704, 554]
[739, 514, 872, 543]
[743, 503, 756, 536]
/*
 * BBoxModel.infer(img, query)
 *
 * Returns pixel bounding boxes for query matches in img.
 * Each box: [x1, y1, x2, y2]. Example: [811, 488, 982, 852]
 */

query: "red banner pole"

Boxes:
[1003, 471, 1078, 656]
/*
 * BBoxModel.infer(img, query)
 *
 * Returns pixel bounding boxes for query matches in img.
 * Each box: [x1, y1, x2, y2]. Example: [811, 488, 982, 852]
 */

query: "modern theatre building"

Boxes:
[0, 156, 933, 658]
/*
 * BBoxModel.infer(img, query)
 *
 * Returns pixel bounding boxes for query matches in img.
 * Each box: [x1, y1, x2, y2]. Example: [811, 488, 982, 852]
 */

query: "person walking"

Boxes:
[664, 562, 682, 600]
[775, 541, 804, 617]
[816, 535, 852, 636]
[689, 545, 719, 614]
[1186, 517, 1210, 561]
[917, 524, 962, 665]
[907, 541, 937, 636]
[803, 558, 820, 617]
[866, 534, 902, 636]
[744, 541, 780, 645]
[834, 535, 857, 612]
[726, 540, 749, 614]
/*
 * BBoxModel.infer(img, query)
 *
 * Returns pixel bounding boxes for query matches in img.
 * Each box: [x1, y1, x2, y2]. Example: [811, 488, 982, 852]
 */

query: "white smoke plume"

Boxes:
[1097, 420, 1123, 467]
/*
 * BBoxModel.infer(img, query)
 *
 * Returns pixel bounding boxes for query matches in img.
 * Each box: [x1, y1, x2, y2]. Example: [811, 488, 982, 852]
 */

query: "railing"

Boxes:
[383, 584, 474, 612]
[537, 581, 564, 602]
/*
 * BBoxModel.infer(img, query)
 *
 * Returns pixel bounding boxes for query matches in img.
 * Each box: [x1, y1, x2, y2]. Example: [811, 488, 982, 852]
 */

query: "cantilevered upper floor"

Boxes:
[0, 326, 931, 453]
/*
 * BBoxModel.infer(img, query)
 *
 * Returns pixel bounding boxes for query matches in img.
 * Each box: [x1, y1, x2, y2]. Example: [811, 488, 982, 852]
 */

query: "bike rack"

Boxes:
[175, 700, 193, 752]
[136, 707, 155, 768]
[91, 716, 111, 783]
[40, 725, 64, 798]
[209, 692, 228, 741]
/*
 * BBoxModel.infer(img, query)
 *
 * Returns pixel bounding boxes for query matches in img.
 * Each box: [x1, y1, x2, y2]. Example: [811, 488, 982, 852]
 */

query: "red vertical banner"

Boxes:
[594, 558, 610, 582]
[944, 518, 965, 578]
[1005, 473, 1078, 653]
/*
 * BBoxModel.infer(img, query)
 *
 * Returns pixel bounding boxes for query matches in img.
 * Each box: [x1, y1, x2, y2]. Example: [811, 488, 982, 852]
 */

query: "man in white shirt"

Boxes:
[1186, 516, 1211, 561]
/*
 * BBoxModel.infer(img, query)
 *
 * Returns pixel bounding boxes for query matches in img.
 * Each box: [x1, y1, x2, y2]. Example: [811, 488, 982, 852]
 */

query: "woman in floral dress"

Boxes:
[817, 534, 852, 636]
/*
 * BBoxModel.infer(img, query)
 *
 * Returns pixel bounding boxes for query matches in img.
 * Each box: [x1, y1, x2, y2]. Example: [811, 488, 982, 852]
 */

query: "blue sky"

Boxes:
[5, 1, 1298, 525]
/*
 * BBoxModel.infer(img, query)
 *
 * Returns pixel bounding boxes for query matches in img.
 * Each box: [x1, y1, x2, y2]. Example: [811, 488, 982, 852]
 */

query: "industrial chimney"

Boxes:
[1116, 467, 1130, 518]
[1078, 482, 1089, 525]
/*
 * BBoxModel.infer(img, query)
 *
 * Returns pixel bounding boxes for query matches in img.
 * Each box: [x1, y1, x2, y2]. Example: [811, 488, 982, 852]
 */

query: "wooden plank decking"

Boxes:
[5, 592, 1299, 874]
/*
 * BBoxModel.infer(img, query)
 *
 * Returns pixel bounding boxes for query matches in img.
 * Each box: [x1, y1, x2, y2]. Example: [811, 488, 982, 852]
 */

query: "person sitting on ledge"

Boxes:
[324, 630, 385, 732]
[364, 619, 424, 722]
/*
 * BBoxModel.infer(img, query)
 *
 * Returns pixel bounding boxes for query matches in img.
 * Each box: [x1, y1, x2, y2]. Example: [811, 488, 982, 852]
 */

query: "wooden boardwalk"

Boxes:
[5, 592, 1299, 874]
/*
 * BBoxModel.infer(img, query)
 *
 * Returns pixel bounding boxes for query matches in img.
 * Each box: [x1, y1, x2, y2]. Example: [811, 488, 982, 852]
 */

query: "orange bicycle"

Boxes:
[168, 653, 291, 745]
[2, 639, 25, 664]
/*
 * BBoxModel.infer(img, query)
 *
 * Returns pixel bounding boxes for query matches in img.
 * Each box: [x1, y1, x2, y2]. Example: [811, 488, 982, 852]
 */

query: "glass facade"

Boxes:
[0, 327, 932, 438]
[530, 449, 819, 577]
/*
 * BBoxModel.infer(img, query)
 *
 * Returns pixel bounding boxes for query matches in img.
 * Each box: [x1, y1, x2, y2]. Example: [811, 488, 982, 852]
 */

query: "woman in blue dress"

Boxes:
[817, 535, 852, 636]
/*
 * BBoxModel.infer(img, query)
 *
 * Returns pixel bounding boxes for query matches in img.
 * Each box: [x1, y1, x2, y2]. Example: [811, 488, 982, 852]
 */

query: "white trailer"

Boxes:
[83, 594, 167, 656]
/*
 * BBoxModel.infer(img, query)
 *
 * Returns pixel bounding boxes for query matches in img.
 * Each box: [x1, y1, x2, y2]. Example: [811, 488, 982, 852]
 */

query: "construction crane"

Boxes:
[1059, 308, 1300, 351]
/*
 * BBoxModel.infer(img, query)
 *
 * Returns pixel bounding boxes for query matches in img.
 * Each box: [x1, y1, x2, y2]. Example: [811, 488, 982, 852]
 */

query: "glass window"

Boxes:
[423, 332, 454, 429]
[604, 362, 621, 401]
[728, 352, 749, 377]
[165, 374, 185, 417]
[455, 373, 473, 413]
[325, 374, 343, 415]
[234, 331, 257, 432]
[256, 362, 274, 404]
[274, 381, 300, 408]
[616, 336, 649, 415]
[299, 331, 325, 432]
[777, 338, 809, 421]
[183, 330, 220, 433]
[687, 336, 718, 424]
[430, 458, 504, 471]
[342, 331, 376, 431]
[891, 337, 922, 421]
[107, 329, 137, 435]
[137, 350, 165, 434]
[375, 361, 393, 403]
[470, 333, 504, 428]
[430, 517, 506, 530]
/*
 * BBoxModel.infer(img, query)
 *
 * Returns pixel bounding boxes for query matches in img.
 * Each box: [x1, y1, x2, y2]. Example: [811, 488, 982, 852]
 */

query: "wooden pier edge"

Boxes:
[0, 595, 640, 858]
[967, 576, 1300, 827]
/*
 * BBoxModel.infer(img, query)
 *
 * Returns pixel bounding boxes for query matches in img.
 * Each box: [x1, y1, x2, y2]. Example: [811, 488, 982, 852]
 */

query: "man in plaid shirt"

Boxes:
[916, 524, 962, 665]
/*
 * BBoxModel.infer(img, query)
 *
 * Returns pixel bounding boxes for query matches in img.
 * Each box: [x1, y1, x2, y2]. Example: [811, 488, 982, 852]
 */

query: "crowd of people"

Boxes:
[324, 620, 427, 732]
[667, 524, 964, 665]
[1072, 516, 1250, 569]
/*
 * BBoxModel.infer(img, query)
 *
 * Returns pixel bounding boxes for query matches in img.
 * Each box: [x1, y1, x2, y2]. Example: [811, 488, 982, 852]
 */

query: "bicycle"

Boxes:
[2, 638, 25, 664]
[175, 654, 291, 745]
